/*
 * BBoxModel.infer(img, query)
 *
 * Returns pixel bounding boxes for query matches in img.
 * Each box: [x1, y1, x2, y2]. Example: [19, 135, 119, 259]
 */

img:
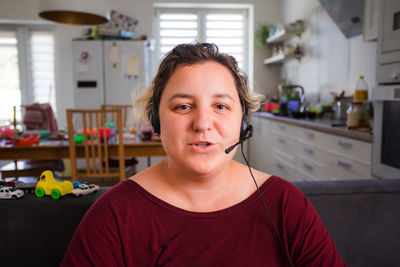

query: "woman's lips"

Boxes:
[189, 142, 215, 153]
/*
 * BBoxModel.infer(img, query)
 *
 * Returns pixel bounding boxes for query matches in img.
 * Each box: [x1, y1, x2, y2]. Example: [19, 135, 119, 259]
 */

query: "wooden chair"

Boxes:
[101, 104, 132, 130]
[101, 104, 138, 176]
[66, 109, 125, 183]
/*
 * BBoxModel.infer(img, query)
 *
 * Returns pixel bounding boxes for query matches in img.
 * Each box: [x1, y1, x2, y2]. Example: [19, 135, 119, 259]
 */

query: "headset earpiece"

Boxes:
[240, 113, 250, 140]
[150, 103, 160, 134]
[240, 102, 253, 141]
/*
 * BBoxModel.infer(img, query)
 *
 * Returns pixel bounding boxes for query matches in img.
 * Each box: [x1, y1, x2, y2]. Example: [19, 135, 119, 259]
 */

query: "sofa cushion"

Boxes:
[294, 178, 400, 267]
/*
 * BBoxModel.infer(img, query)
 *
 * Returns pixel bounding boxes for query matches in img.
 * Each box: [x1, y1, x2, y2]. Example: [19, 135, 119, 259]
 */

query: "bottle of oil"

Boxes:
[347, 75, 369, 129]
[353, 75, 368, 102]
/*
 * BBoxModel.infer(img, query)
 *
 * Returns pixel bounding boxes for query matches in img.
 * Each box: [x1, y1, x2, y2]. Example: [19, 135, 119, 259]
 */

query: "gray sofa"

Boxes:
[1, 178, 400, 267]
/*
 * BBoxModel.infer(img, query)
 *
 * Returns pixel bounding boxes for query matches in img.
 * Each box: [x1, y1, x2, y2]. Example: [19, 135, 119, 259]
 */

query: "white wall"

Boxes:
[0, 0, 283, 129]
[281, 0, 377, 106]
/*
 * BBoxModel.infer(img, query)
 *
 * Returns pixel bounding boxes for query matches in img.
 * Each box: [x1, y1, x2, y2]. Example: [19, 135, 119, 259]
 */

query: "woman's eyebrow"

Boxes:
[213, 93, 235, 101]
[167, 93, 235, 102]
[168, 93, 193, 103]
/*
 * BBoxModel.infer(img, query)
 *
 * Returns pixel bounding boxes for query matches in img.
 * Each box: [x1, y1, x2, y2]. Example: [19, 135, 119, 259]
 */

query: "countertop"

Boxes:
[252, 112, 373, 142]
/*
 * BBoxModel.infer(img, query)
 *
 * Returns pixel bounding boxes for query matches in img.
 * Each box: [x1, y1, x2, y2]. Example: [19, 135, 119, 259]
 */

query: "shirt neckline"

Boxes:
[124, 175, 281, 218]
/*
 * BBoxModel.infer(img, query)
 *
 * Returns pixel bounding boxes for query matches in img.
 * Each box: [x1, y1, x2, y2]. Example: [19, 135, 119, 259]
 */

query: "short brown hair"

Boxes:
[133, 42, 263, 124]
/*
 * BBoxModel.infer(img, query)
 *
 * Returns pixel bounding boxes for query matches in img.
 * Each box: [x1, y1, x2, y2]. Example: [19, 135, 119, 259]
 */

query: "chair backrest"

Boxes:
[101, 104, 132, 130]
[66, 109, 125, 182]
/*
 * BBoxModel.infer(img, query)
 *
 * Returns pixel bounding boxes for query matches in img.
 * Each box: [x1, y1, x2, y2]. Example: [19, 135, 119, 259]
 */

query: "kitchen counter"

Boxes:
[253, 112, 373, 142]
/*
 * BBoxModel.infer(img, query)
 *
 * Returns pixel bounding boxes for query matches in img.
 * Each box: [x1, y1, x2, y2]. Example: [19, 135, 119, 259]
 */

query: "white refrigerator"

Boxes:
[72, 40, 150, 109]
[72, 40, 160, 172]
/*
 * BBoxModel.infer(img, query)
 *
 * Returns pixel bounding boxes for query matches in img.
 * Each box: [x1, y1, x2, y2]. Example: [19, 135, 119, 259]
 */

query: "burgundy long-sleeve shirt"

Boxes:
[61, 176, 346, 266]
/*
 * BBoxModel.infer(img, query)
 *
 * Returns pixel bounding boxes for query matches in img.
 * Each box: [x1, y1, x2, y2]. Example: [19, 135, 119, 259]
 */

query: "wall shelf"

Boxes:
[267, 27, 304, 44]
[263, 53, 303, 65]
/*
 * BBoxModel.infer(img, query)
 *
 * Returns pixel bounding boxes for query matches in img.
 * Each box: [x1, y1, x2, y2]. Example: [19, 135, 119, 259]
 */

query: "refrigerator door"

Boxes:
[72, 41, 105, 109]
[103, 40, 149, 105]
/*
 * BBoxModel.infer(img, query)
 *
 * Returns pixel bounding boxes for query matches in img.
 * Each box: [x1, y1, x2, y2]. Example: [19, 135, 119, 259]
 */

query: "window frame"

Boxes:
[153, 3, 254, 90]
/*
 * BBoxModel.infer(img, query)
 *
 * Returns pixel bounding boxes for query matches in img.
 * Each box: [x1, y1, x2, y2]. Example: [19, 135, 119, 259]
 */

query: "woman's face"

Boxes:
[158, 61, 243, 176]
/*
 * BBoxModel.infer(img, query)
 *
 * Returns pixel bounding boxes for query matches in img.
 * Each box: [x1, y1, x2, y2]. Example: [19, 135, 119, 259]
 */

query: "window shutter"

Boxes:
[158, 12, 199, 59]
[155, 6, 249, 75]
[205, 12, 245, 69]
[0, 30, 21, 124]
[29, 30, 56, 113]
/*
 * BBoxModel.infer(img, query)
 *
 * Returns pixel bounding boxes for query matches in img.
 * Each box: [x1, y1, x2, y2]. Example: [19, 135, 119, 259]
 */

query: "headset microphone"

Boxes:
[224, 125, 253, 154]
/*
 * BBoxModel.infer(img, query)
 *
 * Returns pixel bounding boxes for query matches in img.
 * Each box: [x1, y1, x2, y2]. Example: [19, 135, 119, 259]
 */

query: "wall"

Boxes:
[0, 0, 282, 129]
[281, 0, 377, 106]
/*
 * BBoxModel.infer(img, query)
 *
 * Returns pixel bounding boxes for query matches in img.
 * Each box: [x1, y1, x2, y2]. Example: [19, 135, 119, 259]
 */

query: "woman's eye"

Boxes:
[216, 104, 228, 110]
[174, 104, 191, 111]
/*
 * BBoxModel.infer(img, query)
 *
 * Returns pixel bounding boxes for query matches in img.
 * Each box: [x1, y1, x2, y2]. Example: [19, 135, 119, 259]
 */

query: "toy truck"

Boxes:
[11, 180, 37, 194]
[35, 170, 73, 199]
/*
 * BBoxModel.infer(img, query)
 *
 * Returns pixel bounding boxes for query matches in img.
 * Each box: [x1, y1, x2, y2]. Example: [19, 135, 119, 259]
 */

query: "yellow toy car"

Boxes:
[35, 170, 73, 199]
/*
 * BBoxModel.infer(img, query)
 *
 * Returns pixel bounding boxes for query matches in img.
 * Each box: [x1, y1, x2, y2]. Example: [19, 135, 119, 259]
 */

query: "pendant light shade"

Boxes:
[38, 0, 110, 25]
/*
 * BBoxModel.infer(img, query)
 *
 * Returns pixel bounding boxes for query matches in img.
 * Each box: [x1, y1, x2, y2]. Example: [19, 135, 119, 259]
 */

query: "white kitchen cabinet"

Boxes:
[249, 115, 373, 181]
[248, 116, 273, 173]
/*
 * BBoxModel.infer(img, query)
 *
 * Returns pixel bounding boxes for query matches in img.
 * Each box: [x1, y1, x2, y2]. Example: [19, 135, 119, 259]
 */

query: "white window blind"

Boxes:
[0, 30, 21, 124]
[159, 12, 199, 55]
[29, 31, 56, 110]
[0, 26, 56, 125]
[205, 12, 245, 69]
[155, 5, 251, 76]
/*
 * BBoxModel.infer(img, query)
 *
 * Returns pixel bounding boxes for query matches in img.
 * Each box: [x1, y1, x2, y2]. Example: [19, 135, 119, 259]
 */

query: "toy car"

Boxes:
[72, 184, 99, 197]
[0, 186, 24, 199]
[35, 170, 73, 199]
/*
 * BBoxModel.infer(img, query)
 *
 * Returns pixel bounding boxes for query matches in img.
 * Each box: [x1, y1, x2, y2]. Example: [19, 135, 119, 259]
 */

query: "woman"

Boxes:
[61, 43, 346, 266]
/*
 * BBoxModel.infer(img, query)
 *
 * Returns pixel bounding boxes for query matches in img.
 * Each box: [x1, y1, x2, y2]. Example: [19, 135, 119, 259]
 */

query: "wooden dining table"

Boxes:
[0, 139, 166, 161]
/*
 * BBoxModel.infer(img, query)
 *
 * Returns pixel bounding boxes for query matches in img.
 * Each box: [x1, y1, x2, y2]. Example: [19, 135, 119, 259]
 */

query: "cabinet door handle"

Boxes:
[276, 163, 285, 169]
[303, 163, 313, 170]
[304, 131, 314, 138]
[337, 160, 352, 169]
[304, 147, 314, 154]
[278, 137, 285, 144]
[338, 140, 352, 149]
[278, 125, 286, 130]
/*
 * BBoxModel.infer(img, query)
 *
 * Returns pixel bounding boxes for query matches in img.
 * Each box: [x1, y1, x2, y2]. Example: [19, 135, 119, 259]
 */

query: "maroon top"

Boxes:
[61, 176, 346, 266]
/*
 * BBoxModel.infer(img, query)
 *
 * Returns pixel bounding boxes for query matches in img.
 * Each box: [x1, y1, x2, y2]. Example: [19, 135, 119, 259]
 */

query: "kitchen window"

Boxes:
[0, 24, 56, 126]
[153, 3, 254, 88]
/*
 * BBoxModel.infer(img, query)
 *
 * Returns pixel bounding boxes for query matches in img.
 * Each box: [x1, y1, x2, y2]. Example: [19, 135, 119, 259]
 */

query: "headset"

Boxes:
[150, 98, 294, 267]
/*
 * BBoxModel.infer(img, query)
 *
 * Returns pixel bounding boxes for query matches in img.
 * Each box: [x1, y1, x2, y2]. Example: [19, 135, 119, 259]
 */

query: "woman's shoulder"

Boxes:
[91, 179, 144, 210]
[258, 175, 309, 205]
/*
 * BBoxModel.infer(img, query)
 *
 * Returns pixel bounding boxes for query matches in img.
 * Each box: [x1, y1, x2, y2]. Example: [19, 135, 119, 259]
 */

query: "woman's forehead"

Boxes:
[161, 62, 239, 100]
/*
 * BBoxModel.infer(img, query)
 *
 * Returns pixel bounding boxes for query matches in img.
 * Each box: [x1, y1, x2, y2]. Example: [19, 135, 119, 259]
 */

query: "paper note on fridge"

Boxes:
[123, 55, 140, 77]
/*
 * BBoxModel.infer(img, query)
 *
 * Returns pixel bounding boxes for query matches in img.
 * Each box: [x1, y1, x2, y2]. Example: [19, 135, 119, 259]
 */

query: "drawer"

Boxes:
[325, 152, 371, 180]
[271, 154, 296, 181]
[324, 134, 372, 163]
[271, 134, 297, 163]
[297, 128, 326, 147]
[297, 141, 326, 165]
[296, 155, 325, 180]
[271, 121, 297, 138]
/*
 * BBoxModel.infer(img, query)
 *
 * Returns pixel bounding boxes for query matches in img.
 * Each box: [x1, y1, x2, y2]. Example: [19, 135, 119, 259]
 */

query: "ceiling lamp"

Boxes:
[38, 0, 110, 25]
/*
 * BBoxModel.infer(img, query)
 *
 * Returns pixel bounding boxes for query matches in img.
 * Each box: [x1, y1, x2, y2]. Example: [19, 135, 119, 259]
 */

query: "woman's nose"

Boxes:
[192, 108, 212, 132]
